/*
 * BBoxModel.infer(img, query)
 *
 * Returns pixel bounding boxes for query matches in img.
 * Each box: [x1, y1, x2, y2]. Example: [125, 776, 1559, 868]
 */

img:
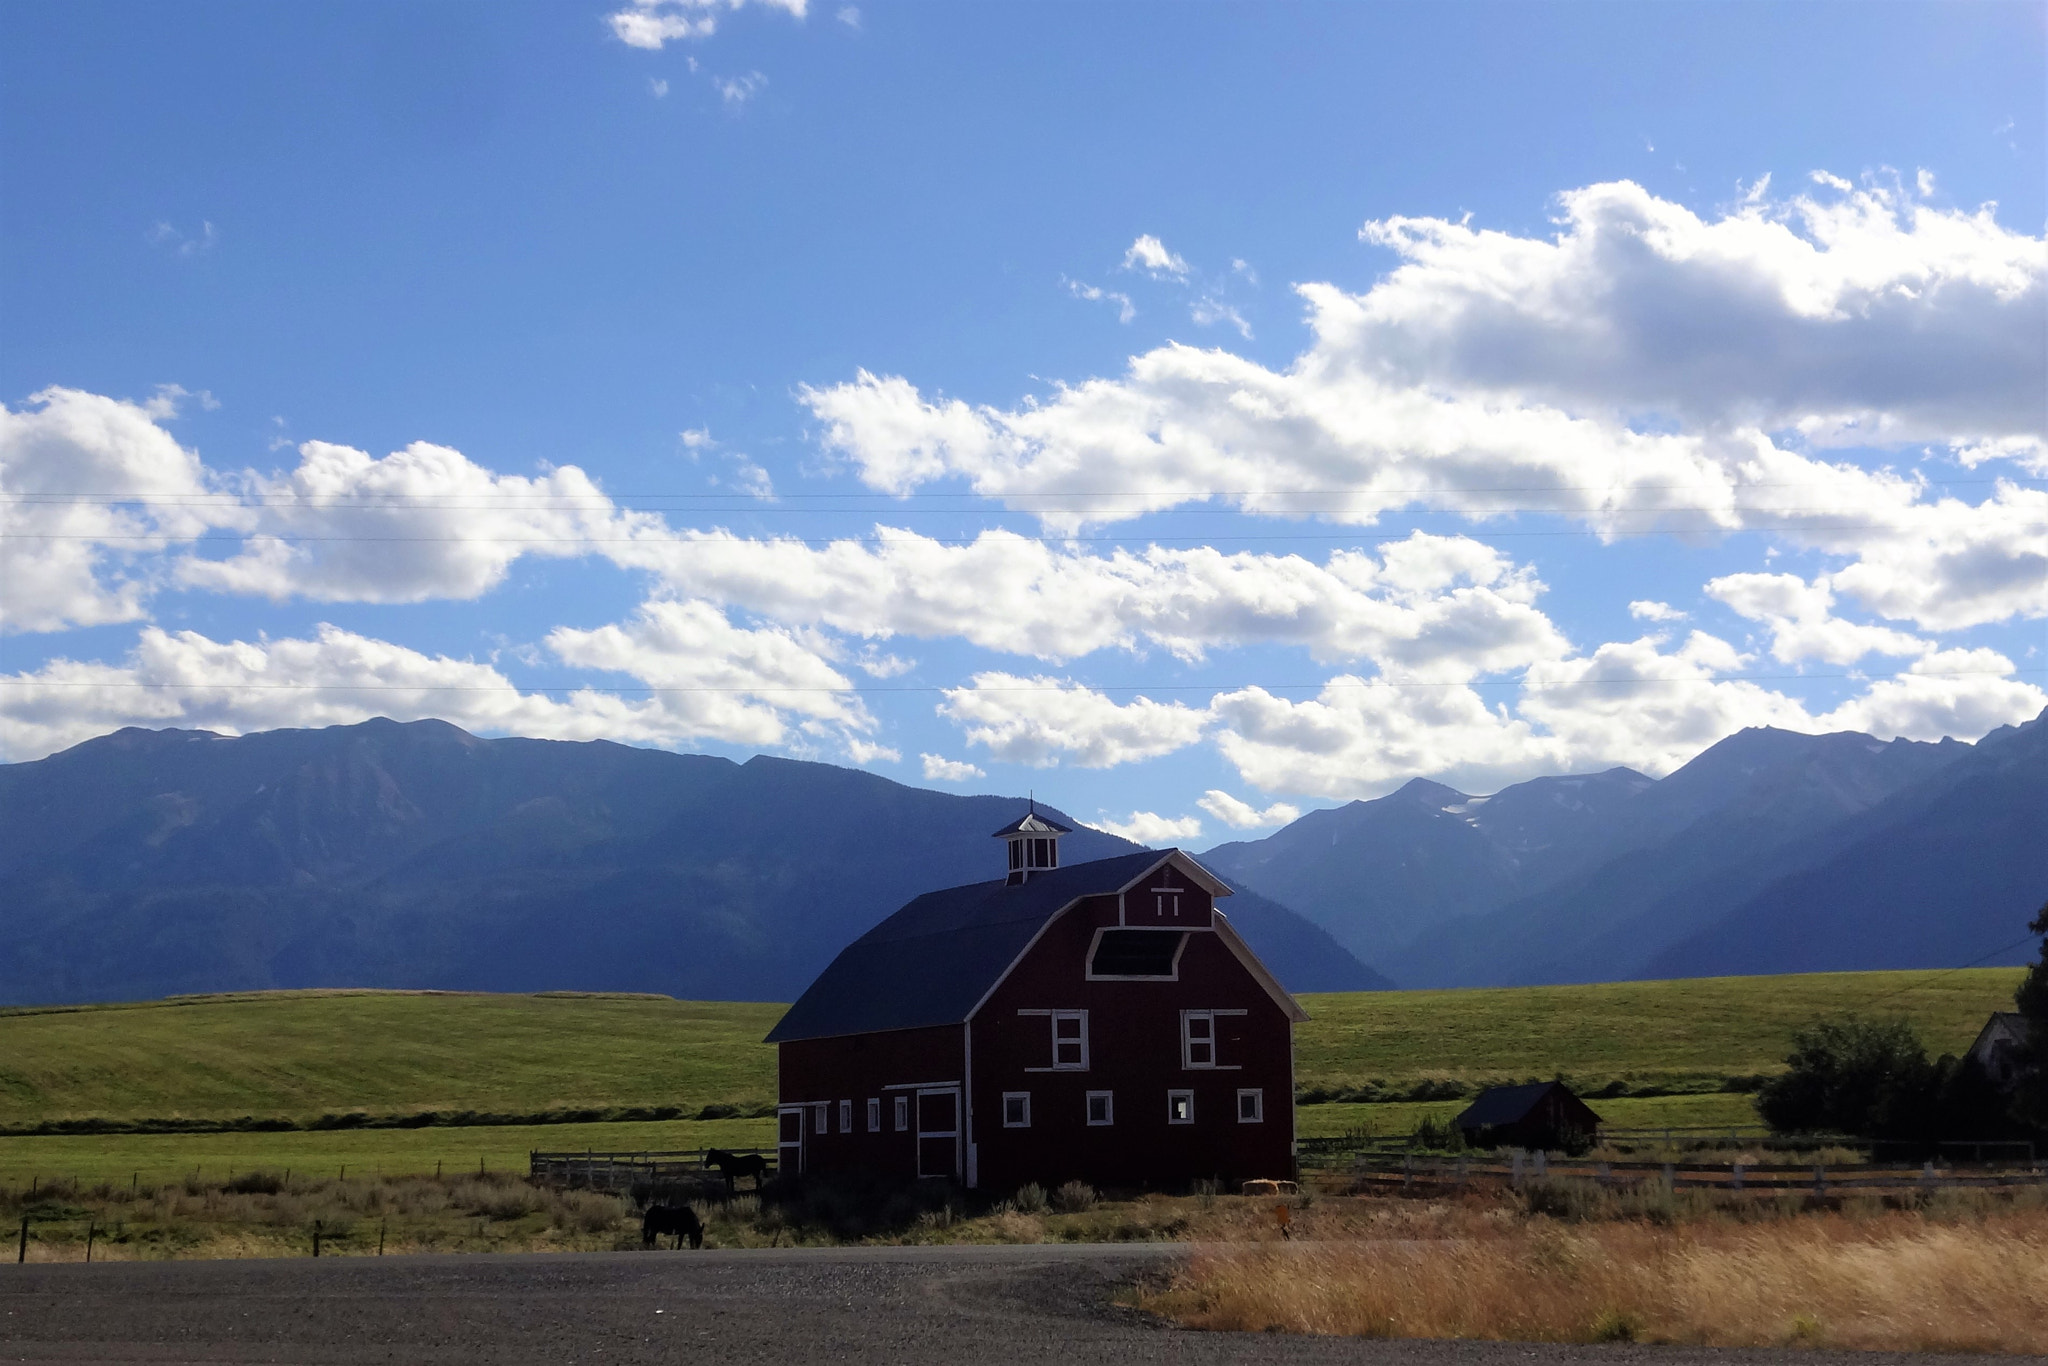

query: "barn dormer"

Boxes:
[992, 804, 1071, 885]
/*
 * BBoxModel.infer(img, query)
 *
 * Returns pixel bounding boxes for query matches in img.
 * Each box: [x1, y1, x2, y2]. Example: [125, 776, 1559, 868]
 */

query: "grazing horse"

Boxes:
[704, 1148, 770, 1194]
[641, 1204, 703, 1250]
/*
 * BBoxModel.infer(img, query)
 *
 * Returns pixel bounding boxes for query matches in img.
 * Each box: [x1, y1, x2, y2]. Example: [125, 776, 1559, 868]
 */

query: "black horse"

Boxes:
[704, 1148, 770, 1194]
[641, 1204, 703, 1250]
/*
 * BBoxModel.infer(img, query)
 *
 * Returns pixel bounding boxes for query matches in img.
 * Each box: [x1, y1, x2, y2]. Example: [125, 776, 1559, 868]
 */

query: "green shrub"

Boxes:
[1014, 1182, 1047, 1213]
[1051, 1180, 1097, 1213]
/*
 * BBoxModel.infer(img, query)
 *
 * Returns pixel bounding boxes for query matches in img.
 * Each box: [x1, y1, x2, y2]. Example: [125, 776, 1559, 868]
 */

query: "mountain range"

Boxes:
[1203, 709, 2047, 988]
[0, 719, 1386, 1007]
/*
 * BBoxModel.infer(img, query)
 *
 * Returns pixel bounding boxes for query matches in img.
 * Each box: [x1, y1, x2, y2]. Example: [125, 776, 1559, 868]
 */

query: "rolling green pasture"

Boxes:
[0, 968, 2023, 1185]
[0, 1117, 776, 1188]
[1294, 968, 2023, 1094]
[0, 990, 781, 1126]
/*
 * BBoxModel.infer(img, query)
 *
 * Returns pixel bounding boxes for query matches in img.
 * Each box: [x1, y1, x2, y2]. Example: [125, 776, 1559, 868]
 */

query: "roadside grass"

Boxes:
[1134, 1201, 2048, 1352]
[1293, 968, 2023, 1099]
[0, 991, 782, 1129]
[0, 1118, 775, 1188]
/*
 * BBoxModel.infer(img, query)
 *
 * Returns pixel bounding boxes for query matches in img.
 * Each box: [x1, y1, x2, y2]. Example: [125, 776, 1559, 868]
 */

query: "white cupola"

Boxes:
[991, 802, 1072, 885]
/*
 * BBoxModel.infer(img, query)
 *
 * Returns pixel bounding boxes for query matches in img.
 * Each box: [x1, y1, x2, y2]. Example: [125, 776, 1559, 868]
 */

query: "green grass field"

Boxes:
[0, 968, 2023, 1185]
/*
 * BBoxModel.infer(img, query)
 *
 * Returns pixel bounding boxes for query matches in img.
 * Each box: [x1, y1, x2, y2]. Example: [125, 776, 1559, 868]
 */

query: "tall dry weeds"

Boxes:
[1142, 1211, 2048, 1352]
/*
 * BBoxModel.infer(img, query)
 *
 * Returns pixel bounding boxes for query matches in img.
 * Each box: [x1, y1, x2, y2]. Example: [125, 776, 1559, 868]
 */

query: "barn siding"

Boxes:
[970, 893, 1294, 1191]
[777, 1024, 966, 1179]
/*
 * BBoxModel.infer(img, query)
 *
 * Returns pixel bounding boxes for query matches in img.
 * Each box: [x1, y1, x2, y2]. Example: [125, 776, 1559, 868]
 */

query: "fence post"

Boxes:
[1533, 1150, 1547, 1180]
[1456, 1157, 1468, 1189]
[1812, 1165, 1826, 1198]
[1731, 1161, 1744, 1192]
[1921, 1161, 1936, 1190]
[17, 1217, 26, 1264]
[1511, 1149, 1524, 1188]
[312, 1220, 322, 1258]
[1662, 1162, 1674, 1193]
[1597, 1161, 1610, 1189]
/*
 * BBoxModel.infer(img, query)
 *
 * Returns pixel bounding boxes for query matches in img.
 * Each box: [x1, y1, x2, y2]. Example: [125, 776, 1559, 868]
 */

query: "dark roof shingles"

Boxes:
[765, 850, 1164, 1043]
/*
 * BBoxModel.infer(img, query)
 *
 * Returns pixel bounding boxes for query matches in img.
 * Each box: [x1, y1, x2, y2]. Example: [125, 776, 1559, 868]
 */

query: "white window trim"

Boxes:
[838, 1099, 852, 1133]
[1017, 1008, 1090, 1072]
[867, 1097, 882, 1132]
[893, 1095, 911, 1131]
[1085, 1090, 1114, 1126]
[813, 1102, 829, 1135]
[1084, 926, 1191, 981]
[1167, 1088, 1195, 1125]
[1180, 1007, 1247, 1070]
[1002, 1091, 1031, 1128]
[1237, 1088, 1264, 1124]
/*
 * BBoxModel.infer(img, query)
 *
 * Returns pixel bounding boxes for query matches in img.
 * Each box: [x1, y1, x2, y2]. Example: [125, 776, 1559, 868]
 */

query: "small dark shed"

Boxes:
[1454, 1082, 1602, 1151]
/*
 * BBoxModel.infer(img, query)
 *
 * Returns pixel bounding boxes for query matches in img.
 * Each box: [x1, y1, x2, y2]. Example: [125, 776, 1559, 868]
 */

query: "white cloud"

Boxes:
[1191, 296, 1251, 338]
[1197, 789, 1301, 829]
[146, 221, 218, 257]
[608, 0, 805, 49]
[1629, 600, 1687, 622]
[920, 752, 984, 782]
[0, 387, 226, 634]
[1122, 234, 1189, 279]
[1092, 810, 1203, 845]
[801, 176, 2045, 635]
[845, 737, 899, 764]
[175, 439, 662, 605]
[835, 4, 859, 27]
[649, 77, 670, 97]
[938, 675, 1207, 768]
[1818, 647, 2047, 742]
[713, 71, 767, 107]
[1063, 276, 1135, 323]
[1707, 571, 1927, 664]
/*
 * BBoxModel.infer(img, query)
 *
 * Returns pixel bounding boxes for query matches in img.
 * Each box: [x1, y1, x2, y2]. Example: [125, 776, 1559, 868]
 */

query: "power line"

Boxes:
[1, 665, 2038, 696]
[1853, 932, 2040, 1015]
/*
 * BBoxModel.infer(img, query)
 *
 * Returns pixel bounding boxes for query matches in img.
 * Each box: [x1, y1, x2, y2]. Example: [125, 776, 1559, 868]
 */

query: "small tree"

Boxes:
[1756, 1015, 1936, 1138]
[2009, 899, 2048, 1132]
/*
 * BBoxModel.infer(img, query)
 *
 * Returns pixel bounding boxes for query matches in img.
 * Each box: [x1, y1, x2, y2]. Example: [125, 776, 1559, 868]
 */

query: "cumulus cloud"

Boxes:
[1707, 571, 1927, 664]
[608, 0, 805, 48]
[920, 753, 985, 782]
[938, 675, 1207, 768]
[0, 387, 227, 633]
[1197, 789, 1301, 829]
[1629, 600, 1687, 622]
[1818, 647, 2047, 742]
[800, 176, 2046, 634]
[1092, 810, 1203, 845]
[1190, 296, 1251, 338]
[1122, 234, 1189, 279]
[714, 71, 767, 107]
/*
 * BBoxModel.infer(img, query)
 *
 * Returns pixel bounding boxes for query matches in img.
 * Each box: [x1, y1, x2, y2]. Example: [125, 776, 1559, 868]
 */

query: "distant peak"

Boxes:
[1392, 778, 1469, 808]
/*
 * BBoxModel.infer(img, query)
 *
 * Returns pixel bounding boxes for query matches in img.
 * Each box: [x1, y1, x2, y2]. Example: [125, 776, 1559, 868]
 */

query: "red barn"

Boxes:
[765, 808, 1306, 1192]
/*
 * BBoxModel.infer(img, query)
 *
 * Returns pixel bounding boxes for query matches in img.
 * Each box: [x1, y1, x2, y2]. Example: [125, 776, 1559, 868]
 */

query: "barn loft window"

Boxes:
[1167, 1089, 1194, 1124]
[1051, 1011, 1088, 1069]
[1237, 1088, 1264, 1123]
[1002, 1092, 1031, 1128]
[1089, 929, 1185, 979]
[867, 1098, 881, 1132]
[1086, 1091, 1114, 1126]
[893, 1095, 910, 1131]
[813, 1102, 829, 1135]
[838, 1099, 852, 1133]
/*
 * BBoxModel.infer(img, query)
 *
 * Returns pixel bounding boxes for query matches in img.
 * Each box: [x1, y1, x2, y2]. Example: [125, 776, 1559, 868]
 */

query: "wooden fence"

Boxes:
[528, 1148, 778, 1193]
[1345, 1151, 2048, 1197]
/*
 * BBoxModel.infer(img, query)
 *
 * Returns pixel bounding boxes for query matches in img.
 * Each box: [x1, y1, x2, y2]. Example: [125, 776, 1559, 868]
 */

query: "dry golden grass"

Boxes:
[1140, 1207, 2048, 1352]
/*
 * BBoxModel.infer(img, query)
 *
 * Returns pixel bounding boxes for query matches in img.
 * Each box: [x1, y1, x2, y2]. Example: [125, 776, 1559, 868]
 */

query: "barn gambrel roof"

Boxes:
[764, 848, 1304, 1044]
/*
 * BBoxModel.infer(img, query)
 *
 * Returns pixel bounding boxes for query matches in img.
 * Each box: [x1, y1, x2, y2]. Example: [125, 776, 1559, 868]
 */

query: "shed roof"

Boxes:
[1453, 1081, 1598, 1131]
[764, 848, 1288, 1044]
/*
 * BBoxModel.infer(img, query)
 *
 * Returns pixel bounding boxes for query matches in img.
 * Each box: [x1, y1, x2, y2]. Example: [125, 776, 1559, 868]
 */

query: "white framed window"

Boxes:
[1167, 1089, 1195, 1124]
[838, 1099, 852, 1133]
[813, 1102, 828, 1135]
[893, 1094, 910, 1132]
[1085, 1090, 1114, 1126]
[1052, 1010, 1088, 1070]
[1002, 1092, 1031, 1128]
[1182, 1010, 1216, 1068]
[867, 1097, 882, 1132]
[1237, 1088, 1264, 1123]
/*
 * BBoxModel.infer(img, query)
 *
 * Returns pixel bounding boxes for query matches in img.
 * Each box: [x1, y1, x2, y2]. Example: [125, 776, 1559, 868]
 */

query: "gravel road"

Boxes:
[0, 1243, 2019, 1365]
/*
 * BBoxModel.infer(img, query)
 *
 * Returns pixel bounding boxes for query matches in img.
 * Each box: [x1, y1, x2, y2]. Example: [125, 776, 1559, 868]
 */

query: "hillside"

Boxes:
[0, 971, 2022, 1130]
[1205, 714, 2043, 988]
[0, 719, 1384, 1005]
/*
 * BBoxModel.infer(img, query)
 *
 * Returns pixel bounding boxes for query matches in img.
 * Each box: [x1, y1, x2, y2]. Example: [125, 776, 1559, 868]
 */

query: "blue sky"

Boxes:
[3, 0, 2044, 845]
